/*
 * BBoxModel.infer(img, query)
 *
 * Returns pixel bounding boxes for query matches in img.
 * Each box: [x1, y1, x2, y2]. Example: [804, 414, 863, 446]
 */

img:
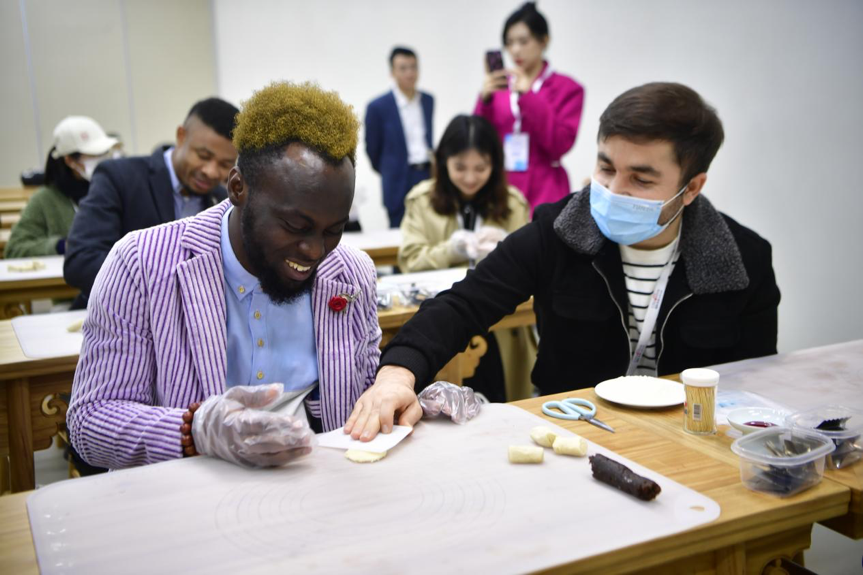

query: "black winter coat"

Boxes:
[381, 189, 781, 395]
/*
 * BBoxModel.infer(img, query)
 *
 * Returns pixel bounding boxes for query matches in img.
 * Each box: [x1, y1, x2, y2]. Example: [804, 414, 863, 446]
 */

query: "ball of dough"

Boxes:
[345, 449, 387, 463]
[530, 426, 558, 448]
[552, 435, 588, 457]
[66, 319, 85, 333]
[508, 445, 544, 464]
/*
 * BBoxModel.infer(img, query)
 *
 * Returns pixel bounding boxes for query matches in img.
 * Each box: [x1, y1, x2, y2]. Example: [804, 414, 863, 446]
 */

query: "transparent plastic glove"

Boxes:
[449, 230, 478, 262]
[417, 381, 482, 425]
[192, 383, 315, 468]
[475, 226, 508, 261]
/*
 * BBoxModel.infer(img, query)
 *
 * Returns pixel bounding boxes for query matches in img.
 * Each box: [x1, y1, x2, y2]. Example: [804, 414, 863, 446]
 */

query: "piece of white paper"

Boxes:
[316, 425, 412, 453]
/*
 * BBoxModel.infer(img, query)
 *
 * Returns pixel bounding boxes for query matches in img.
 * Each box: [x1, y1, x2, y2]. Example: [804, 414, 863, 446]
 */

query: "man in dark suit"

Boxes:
[365, 47, 434, 228]
[64, 98, 239, 302]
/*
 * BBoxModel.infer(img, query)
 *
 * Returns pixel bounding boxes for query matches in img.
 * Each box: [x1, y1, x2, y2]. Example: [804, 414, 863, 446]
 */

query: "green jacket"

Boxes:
[5, 185, 76, 258]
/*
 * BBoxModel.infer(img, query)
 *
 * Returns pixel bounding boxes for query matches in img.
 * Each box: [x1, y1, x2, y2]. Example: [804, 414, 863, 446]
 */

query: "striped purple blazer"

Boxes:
[67, 200, 381, 469]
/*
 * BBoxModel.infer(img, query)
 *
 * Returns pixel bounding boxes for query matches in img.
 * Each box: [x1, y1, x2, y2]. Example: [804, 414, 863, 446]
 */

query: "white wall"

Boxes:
[217, 0, 860, 354]
[0, 0, 217, 185]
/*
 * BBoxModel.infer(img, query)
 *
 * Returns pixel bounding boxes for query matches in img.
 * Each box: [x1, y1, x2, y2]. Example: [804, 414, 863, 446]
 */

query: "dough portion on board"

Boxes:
[67, 319, 85, 333]
[7, 260, 46, 272]
[345, 449, 387, 463]
[552, 435, 588, 457]
[530, 426, 558, 447]
[508, 445, 543, 464]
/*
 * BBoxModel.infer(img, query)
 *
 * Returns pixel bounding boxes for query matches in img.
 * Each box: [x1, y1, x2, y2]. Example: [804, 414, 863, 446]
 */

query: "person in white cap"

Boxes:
[5, 116, 117, 258]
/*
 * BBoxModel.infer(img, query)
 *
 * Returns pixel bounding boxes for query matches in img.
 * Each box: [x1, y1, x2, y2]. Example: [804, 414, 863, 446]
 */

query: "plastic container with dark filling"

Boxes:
[730, 427, 834, 497]
[785, 405, 863, 469]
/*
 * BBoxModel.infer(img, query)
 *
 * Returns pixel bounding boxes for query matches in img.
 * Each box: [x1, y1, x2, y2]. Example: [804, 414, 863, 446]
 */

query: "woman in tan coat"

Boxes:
[398, 115, 535, 401]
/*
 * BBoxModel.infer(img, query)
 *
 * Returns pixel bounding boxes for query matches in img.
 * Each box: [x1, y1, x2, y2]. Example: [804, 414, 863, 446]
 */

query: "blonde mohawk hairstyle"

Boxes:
[233, 81, 359, 164]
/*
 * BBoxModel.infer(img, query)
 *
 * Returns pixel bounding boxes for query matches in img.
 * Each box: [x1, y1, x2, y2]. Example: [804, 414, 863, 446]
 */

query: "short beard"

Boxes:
[240, 201, 316, 305]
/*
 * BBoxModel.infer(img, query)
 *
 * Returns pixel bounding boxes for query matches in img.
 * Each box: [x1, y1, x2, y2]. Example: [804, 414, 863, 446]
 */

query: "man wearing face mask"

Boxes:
[63, 97, 239, 304]
[5, 116, 116, 258]
[346, 82, 781, 442]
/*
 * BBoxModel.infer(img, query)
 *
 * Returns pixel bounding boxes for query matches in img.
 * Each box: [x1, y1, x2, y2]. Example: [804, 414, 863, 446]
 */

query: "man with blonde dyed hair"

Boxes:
[68, 82, 397, 470]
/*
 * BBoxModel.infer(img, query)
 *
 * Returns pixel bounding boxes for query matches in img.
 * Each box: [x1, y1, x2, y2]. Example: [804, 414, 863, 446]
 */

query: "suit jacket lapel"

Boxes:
[421, 93, 433, 149]
[150, 147, 175, 223]
[176, 204, 230, 399]
[310, 251, 360, 430]
[386, 92, 408, 157]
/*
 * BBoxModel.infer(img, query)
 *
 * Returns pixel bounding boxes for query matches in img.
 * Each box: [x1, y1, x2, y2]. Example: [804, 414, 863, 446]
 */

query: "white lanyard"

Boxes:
[456, 208, 484, 269]
[509, 65, 553, 134]
[626, 239, 680, 376]
[455, 211, 483, 232]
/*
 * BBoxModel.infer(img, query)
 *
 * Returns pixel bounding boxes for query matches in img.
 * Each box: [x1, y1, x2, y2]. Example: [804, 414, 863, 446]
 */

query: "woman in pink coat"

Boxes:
[475, 2, 584, 213]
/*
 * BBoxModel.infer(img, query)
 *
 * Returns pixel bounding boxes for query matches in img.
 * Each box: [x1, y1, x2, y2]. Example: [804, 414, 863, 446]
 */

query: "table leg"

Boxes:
[0, 303, 26, 320]
[0, 455, 9, 494]
[7, 378, 34, 492]
[715, 543, 745, 574]
[433, 335, 489, 385]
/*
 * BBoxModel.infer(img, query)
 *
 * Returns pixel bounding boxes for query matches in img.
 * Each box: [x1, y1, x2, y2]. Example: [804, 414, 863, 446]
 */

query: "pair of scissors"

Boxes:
[541, 398, 615, 433]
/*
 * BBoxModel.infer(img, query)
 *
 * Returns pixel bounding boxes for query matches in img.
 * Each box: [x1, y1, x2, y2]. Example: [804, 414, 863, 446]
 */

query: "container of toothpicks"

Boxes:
[681, 368, 719, 435]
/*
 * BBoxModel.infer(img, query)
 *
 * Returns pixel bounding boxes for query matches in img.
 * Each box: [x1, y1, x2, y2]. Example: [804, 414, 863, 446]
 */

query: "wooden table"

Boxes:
[0, 256, 79, 318]
[706, 340, 863, 539]
[0, 387, 852, 574]
[0, 318, 77, 494]
[512, 389, 852, 573]
[0, 213, 19, 229]
[0, 229, 10, 258]
[340, 228, 402, 267]
[0, 187, 37, 202]
[0, 200, 26, 214]
[0, 491, 37, 573]
[0, 295, 535, 494]
[377, 267, 535, 384]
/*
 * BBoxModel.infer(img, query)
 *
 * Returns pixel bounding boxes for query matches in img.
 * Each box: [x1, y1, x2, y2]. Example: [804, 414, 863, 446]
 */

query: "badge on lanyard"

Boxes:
[504, 133, 530, 172]
[505, 64, 553, 174]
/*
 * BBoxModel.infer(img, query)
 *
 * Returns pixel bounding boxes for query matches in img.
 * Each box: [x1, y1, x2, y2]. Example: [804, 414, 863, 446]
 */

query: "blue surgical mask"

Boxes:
[589, 178, 686, 245]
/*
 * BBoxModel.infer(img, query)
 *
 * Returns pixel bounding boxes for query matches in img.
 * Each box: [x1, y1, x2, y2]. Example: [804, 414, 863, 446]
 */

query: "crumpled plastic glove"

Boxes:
[449, 230, 478, 262]
[417, 381, 482, 425]
[474, 226, 508, 261]
[192, 383, 315, 468]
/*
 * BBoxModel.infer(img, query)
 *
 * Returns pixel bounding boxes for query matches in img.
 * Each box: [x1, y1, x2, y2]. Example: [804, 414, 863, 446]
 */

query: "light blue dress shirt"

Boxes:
[163, 147, 205, 219]
[220, 206, 319, 391]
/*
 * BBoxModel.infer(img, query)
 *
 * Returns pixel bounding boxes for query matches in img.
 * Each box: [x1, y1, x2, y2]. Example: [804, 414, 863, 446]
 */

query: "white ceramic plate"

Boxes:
[594, 376, 685, 408]
[727, 407, 788, 435]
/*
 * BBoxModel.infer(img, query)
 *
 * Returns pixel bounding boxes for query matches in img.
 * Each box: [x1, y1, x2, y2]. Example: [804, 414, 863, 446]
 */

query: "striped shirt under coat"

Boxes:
[68, 200, 381, 470]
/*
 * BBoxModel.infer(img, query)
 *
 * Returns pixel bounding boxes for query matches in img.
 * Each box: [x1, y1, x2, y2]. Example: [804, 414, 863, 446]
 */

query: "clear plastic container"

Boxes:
[785, 405, 863, 469]
[730, 426, 835, 497]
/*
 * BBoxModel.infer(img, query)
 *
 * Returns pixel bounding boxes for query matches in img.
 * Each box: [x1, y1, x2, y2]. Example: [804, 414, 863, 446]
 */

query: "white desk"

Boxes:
[0, 256, 78, 318]
[340, 229, 402, 266]
[710, 339, 863, 412]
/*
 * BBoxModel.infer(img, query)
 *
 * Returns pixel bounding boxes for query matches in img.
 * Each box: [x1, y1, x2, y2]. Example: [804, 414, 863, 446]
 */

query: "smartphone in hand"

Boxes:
[485, 50, 504, 72]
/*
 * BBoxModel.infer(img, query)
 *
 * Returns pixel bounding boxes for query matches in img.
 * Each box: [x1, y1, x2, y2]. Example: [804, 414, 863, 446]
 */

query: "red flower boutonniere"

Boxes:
[328, 292, 357, 312]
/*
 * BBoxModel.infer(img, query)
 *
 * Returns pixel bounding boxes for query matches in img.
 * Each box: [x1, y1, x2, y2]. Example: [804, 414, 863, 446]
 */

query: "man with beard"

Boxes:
[67, 82, 390, 470]
[63, 97, 239, 305]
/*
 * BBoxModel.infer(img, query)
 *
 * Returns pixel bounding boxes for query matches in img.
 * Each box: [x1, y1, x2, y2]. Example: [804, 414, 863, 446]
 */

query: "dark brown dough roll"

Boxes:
[589, 453, 661, 501]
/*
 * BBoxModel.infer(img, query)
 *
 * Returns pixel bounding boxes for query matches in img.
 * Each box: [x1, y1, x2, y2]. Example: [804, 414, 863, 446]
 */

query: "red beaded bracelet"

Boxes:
[179, 402, 201, 457]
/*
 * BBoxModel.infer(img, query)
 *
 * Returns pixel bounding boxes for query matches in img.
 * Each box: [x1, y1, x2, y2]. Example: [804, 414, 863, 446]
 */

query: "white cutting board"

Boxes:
[27, 404, 719, 574]
[11, 309, 86, 358]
